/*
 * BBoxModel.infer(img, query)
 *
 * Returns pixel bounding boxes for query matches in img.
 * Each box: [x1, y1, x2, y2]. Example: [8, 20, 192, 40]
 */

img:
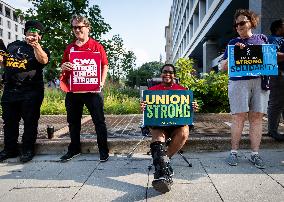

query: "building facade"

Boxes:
[166, 0, 284, 73]
[0, 0, 25, 46]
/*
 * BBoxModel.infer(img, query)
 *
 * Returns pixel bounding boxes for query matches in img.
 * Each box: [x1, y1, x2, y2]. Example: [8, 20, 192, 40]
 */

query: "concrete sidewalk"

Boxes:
[0, 149, 283, 202]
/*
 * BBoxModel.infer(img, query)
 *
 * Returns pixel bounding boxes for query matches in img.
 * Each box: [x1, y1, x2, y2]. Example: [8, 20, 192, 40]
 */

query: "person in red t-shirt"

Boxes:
[141, 64, 198, 193]
[59, 15, 109, 163]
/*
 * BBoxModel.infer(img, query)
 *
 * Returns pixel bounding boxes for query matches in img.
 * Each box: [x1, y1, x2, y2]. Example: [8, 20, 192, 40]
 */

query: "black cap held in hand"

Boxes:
[24, 20, 44, 34]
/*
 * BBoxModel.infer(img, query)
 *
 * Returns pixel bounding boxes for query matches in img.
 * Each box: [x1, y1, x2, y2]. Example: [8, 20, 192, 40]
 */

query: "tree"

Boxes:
[175, 58, 229, 112]
[18, 0, 136, 83]
[20, 0, 111, 82]
[103, 35, 136, 82]
[126, 61, 163, 87]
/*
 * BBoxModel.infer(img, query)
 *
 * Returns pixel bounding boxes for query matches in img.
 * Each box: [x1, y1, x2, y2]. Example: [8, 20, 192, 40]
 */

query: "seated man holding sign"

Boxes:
[141, 64, 198, 193]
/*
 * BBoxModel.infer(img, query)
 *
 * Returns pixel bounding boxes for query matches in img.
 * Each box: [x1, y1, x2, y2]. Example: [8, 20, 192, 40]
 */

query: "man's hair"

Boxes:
[234, 9, 260, 29]
[160, 64, 176, 74]
[270, 19, 284, 35]
[70, 15, 92, 30]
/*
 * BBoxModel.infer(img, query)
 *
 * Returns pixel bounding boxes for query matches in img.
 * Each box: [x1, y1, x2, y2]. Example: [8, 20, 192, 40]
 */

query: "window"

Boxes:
[13, 11, 17, 22]
[7, 20, 11, 29]
[22, 28, 24, 34]
[8, 31, 11, 39]
[15, 34, 18, 40]
[5, 7, 11, 18]
[0, 17, 2, 25]
[0, 4, 3, 14]
[0, 28, 3, 37]
[15, 24, 18, 32]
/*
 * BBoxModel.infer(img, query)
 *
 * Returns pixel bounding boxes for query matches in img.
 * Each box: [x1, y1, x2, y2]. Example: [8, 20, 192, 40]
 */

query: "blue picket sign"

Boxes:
[228, 44, 278, 77]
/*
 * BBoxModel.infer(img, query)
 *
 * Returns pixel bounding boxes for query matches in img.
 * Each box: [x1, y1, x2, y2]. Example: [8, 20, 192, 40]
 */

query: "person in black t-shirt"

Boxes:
[267, 19, 284, 141]
[0, 20, 50, 163]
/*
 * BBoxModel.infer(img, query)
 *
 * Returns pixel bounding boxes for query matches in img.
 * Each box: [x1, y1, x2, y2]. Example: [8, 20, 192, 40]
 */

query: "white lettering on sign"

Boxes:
[72, 58, 99, 84]
[73, 58, 98, 66]
[73, 77, 98, 84]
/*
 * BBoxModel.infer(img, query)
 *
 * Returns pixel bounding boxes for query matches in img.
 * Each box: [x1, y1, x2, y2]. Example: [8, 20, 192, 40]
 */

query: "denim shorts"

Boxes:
[228, 77, 269, 114]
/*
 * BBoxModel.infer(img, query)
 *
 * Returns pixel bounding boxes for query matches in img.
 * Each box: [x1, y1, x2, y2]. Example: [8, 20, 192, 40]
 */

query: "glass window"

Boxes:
[15, 24, 18, 32]
[15, 34, 18, 40]
[13, 11, 17, 22]
[5, 7, 11, 18]
[8, 31, 11, 39]
[0, 4, 3, 14]
[0, 28, 3, 37]
[0, 17, 2, 25]
[7, 20, 11, 29]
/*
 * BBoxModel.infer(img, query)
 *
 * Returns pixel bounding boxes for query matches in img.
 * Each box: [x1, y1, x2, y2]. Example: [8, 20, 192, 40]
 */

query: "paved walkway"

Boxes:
[0, 149, 283, 202]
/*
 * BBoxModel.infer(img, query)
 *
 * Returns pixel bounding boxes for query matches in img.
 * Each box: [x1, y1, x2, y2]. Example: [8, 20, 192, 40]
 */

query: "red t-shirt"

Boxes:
[61, 37, 108, 65]
[60, 38, 108, 92]
[148, 83, 187, 90]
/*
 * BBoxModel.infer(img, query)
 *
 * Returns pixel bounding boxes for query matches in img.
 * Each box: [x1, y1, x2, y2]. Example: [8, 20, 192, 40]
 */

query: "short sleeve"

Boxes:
[99, 44, 108, 66]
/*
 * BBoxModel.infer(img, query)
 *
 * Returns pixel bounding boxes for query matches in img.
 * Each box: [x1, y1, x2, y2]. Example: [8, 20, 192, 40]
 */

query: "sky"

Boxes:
[4, 0, 172, 67]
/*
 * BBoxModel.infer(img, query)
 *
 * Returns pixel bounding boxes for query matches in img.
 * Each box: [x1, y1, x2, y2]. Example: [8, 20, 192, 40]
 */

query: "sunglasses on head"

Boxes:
[162, 70, 174, 74]
[72, 25, 87, 30]
[28, 27, 41, 33]
[234, 20, 249, 27]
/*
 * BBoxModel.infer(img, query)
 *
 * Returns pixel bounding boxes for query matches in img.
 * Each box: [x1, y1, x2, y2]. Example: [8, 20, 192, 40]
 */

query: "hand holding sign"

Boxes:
[235, 42, 246, 49]
[61, 62, 73, 71]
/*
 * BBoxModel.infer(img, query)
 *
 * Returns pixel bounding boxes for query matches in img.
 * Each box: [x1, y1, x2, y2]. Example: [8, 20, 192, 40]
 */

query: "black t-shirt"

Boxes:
[1, 40, 50, 101]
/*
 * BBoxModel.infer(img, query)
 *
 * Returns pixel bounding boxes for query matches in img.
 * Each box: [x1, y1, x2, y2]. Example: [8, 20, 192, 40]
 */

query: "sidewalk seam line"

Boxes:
[200, 160, 224, 202]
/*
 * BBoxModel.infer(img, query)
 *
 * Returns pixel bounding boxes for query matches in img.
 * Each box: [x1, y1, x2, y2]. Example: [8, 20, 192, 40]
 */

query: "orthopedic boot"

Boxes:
[150, 141, 173, 193]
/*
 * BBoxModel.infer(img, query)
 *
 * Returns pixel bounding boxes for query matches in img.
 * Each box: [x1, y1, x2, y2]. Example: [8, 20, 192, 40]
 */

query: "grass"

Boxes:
[40, 84, 140, 115]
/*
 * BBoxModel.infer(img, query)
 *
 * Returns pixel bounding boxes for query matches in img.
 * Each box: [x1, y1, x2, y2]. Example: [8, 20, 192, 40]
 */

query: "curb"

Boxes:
[1, 135, 282, 155]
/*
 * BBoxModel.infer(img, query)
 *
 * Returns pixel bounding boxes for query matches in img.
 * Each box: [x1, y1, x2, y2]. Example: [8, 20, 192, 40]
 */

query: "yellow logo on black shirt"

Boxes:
[5, 57, 28, 69]
[0, 51, 28, 70]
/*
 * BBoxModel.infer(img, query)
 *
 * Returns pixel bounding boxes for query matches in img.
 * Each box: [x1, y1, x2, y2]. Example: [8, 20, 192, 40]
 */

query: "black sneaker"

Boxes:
[152, 170, 173, 193]
[268, 132, 284, 141]
[60, 151, 81, 162]
[20, 151, 34, 163]
[100, 153, 109, 162]
[152, 165, 173, 193]
[0, 150, 18, 162]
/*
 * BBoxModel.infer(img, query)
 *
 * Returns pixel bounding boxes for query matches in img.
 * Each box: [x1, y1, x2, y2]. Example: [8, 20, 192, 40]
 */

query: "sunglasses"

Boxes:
[28, 27, 41, 33]
[162, 70, 175, 74]
[72, 26, 87, 30]
[234, 20, 249, 27]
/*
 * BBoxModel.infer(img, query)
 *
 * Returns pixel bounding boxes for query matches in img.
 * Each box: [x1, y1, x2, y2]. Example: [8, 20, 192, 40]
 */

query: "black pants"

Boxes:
[1, 90, 44, 153]
[65, 92, 109, 154]
[268, 75, 284, 134]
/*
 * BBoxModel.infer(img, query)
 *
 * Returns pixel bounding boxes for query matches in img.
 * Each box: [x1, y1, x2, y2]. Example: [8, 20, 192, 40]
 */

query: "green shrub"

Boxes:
[104, 95, 140, 114]
[41, 88, 66, 114]
[39, 82, 140, 115]
[175, 58, 229, 113]
[104, 81, 140, 98]
[0, 82, 140, 115]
